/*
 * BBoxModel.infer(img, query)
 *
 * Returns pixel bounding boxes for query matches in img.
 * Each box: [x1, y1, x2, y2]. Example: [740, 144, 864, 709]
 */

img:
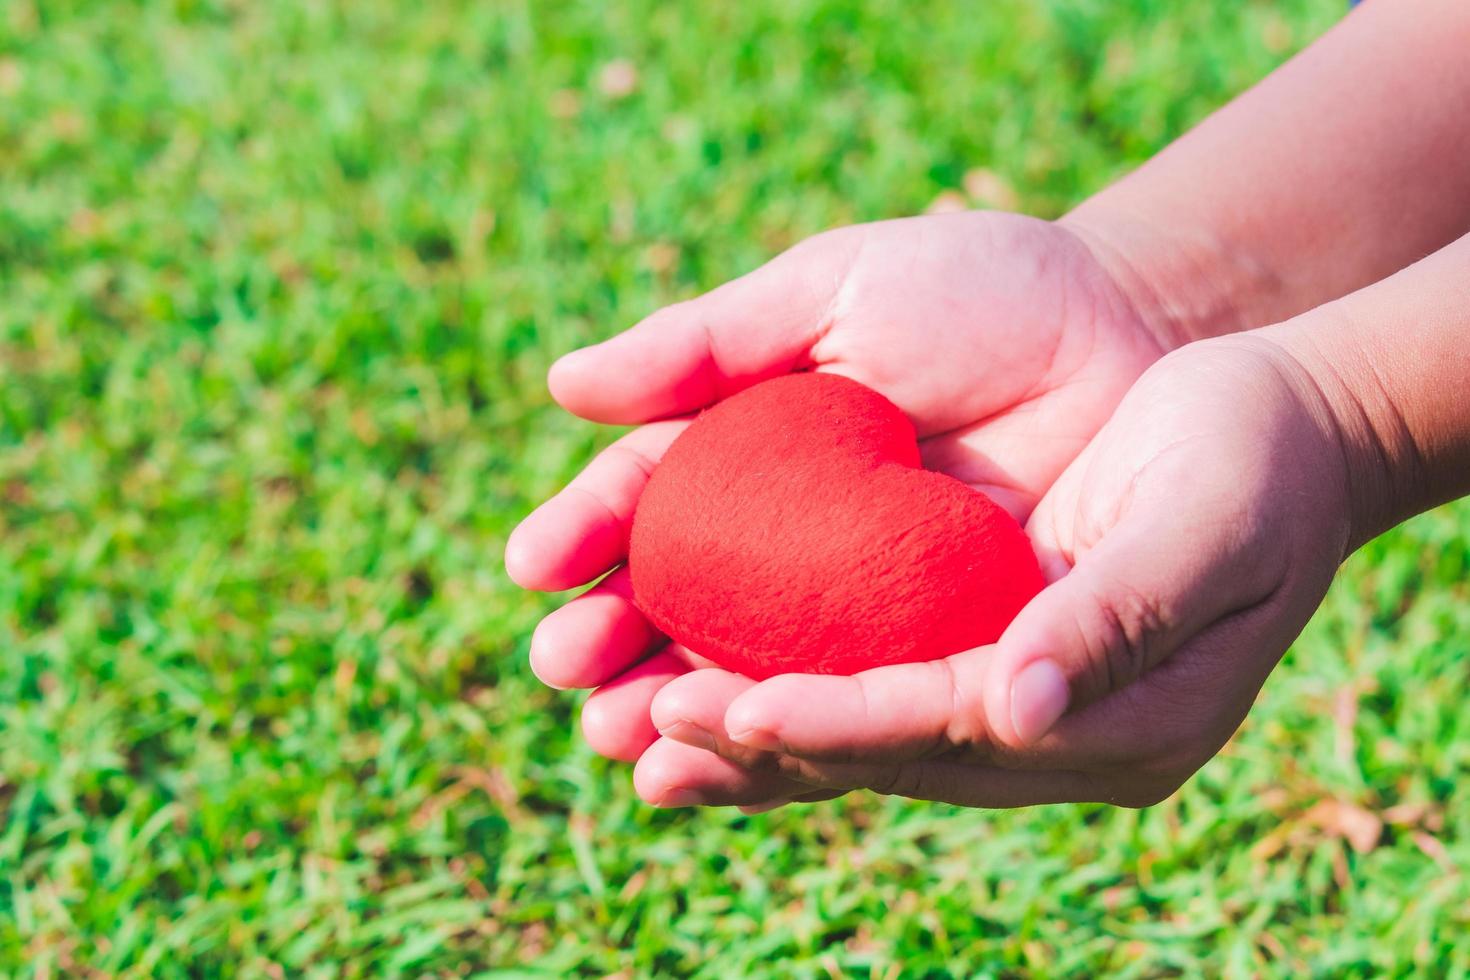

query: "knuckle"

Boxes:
[771, 755, 839, 788]
[867, 764, 959, 804]
[604, 442, 657, 482]
[866, 765, 921, 800]
[1085, 578, 1169, 696]
[733, 748, 786, 775]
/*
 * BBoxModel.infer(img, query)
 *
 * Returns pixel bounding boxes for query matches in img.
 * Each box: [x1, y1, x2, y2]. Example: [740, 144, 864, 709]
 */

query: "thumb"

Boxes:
[982, 523, 1270, 749]
[548, 230, 862, 424]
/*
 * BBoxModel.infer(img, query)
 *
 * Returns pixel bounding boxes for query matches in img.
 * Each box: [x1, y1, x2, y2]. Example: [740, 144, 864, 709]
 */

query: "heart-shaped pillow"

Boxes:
[629, 372, 1044, 679]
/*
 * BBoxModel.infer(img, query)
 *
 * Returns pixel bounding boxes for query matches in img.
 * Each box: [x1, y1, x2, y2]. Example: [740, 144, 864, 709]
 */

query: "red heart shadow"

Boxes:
[629, 373, 1044, 679]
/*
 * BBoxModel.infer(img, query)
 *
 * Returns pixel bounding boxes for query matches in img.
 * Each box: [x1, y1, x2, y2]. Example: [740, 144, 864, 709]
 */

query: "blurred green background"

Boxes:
[3, 0, 1469, 975]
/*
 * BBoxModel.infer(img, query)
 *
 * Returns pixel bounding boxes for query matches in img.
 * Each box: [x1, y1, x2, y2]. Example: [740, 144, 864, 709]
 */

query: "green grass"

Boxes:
[2, 0, 1468, 975]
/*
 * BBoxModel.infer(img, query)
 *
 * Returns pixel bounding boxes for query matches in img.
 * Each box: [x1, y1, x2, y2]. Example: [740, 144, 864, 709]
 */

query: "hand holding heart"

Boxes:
[630, 372, 1044, 680]
[642, 336, 1354, 809]
[505, 210, 1248, 808]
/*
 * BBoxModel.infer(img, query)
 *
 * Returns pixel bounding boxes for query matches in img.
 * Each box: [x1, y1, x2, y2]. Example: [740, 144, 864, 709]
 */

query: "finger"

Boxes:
[985, 520, 1276, 750]
[529, 568, 660, 689]
[762, 755, 1099, 808]
[737, 789, 847, 816]
[650, 668, 775, 768]
[721, 653, 994, 765]
[718, 646, 1181, 774]
[580, 650, 688, 762]
[648, 669, 818, 807]
[548, 231, 858, 424]
[633, 737, 798, 808]
[1020, 579, 1315, 795]
[665, 643, 724, 672]
[737, 799, 789, 815]
[505, 421, 686, 591]
[652, 668, 824, 784]
[637, 727, 1106, 809]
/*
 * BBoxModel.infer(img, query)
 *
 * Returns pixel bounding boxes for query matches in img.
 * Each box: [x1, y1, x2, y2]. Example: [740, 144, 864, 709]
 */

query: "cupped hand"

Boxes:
[647, 331, 1356, 809]
[505, 211, 1175, 801]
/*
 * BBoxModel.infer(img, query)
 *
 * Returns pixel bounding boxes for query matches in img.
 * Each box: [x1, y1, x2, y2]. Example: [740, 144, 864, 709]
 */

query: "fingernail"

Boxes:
[656, 720, 716, 752]
[1010, 659, 1069, 745]
[657, 788, 705, 808]
[726, 727, 782, 752]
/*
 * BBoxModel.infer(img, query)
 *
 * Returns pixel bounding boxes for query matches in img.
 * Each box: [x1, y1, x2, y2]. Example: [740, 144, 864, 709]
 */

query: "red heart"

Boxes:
[629, 373, 1044, 679]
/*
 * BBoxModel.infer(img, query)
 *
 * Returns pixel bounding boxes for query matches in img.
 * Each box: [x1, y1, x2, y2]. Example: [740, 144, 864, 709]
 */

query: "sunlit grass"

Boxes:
[4, 0, 1467, 975]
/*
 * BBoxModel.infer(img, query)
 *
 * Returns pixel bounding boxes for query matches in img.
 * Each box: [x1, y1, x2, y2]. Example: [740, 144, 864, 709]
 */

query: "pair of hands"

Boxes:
[506, 211, 1354, 811]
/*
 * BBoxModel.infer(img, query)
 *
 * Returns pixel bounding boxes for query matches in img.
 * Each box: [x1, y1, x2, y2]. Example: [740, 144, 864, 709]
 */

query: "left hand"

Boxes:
[646, 331, 1358, 810]
[505, 211, 1187, 797]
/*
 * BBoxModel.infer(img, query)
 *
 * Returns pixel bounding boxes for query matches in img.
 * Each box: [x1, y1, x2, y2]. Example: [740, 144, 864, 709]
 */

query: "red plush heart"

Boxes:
[628, 372, 1044, 679]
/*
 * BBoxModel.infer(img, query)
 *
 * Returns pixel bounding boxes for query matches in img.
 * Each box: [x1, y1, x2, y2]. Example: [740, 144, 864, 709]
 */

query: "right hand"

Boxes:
[504, 210, 1182, 806]
[647, 330, 1357, 811]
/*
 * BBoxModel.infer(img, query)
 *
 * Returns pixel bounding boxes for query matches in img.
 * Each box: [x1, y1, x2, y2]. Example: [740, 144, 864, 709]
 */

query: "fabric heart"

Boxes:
[628, 372, 1044, 679]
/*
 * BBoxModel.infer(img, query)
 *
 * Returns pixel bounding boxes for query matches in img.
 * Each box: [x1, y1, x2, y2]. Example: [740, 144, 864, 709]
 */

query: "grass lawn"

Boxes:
[3, 0, 1469, 974]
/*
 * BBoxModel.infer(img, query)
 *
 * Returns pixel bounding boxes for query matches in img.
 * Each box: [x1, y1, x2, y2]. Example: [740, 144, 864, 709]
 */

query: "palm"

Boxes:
[505, 210, 1168, 793]
[802, 212, 1163, 517]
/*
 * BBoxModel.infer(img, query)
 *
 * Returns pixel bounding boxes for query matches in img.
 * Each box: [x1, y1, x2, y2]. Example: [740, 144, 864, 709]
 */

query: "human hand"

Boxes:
[505, 211, 1180, 789]
[646, 331, 1357, 809]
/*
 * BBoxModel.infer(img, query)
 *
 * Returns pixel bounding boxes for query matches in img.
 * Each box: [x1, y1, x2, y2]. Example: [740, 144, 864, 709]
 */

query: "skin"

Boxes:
[642, 233, 1470, 811]
[506, 211, 1170, 766]
[507, 0, 1470, 811]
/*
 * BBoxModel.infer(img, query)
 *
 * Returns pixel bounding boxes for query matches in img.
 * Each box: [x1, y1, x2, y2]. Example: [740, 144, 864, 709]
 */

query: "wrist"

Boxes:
[1253, 314, 1431, 554]
[1058, 203, 1287, 351]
